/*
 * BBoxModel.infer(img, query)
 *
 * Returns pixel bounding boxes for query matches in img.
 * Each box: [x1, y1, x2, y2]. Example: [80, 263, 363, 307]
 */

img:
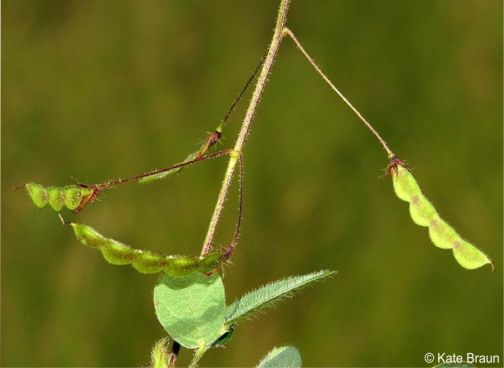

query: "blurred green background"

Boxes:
[2, 1, 502, 366]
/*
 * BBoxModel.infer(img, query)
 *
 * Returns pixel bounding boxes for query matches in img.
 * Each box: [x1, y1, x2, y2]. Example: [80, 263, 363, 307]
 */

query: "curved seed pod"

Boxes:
[391, 162, 493, 271]
[71, 223, 224, 276]
[392, 165, 422, 202]
[25, 183, 93, 212]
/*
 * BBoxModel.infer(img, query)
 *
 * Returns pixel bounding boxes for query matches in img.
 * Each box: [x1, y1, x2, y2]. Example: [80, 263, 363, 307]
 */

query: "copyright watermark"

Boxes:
[424, 352, 500, 365]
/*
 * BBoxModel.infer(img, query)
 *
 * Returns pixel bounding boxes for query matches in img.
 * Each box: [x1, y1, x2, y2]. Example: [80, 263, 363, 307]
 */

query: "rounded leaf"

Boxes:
[154, 272, 226, 349]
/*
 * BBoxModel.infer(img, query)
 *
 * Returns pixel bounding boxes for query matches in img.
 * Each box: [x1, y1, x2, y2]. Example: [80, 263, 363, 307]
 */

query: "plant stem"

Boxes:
[282, 28, 394, 158]
[220, 55, 266, 126]
[102, 149, 233, 187]
[201, 0, 291, 256]
[188, 345, 207, 368]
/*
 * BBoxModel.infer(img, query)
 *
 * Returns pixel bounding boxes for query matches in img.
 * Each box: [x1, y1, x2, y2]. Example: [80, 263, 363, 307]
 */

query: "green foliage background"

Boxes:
[2, 1, 502, 366]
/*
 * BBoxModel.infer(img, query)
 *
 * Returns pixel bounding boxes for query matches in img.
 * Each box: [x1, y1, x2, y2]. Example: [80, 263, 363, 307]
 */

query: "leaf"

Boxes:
[391, 163, 493, 271]
[71, 223, 224, 276]
[149, 337, 170, 368]
[257, 346, 302, 368]
[153, 272, 227, 349]
[225, 270, 336, 324]
[139, 152, 198, 184]
[25, 183, 93, 212]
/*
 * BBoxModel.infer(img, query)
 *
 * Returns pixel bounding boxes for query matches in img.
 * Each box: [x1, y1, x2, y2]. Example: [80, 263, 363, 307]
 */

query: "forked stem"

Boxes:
[201, 0, 291, 255]
[282, 28, 394, 158]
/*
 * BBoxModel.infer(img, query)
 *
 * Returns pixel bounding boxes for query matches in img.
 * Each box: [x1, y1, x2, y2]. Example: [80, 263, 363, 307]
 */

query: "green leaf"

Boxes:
[139, 152, 197, 184]
[257, 346, 302, 368]
[225, 270, 336, 324]
[71, 223, 224, 276]
[149, 337, 170, 368]
[153, 272, 227, 349]
[391, 163, 493, 271]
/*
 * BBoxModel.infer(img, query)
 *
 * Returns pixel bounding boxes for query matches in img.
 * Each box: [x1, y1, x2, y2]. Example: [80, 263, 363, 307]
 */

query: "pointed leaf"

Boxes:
[257, 346, 302, 368]
[225, 270, 336, 324]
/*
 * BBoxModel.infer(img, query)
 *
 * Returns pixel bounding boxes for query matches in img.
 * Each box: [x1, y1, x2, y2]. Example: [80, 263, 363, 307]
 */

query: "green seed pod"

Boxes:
[391, 161, 493, 270]
[25, 183, 94, 212]
[453, 240, 493, 270]
[101, 240, 140, 265]
[392, 166, 421, 202]
[25, 183, 48, 208]
[408, 195, 436, 227]
[132, 252, 168, 274]
[71, 223, 224, 276]
[63, 186, 93, 211]
[428, 217, 458, 250]
[72, 222, 107, 248]
[200, 252, 225, 271]
[47, 187, 65, 211]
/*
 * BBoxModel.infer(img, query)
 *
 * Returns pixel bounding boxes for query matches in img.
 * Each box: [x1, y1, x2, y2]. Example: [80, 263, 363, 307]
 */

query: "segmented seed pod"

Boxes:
[71, 223, 224, 276]
[25, 183, 93, 212]
[25, 183, 48, 208]
[391, 162, 493, 270]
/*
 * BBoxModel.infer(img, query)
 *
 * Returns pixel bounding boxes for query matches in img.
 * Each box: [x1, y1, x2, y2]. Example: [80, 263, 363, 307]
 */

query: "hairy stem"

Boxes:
[102, 149, 233, 187]
[201, 0, 291, 255]
[220, 55, 266, 126]
[188, 345, 207, 368]
[282, 28, 394, 158]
